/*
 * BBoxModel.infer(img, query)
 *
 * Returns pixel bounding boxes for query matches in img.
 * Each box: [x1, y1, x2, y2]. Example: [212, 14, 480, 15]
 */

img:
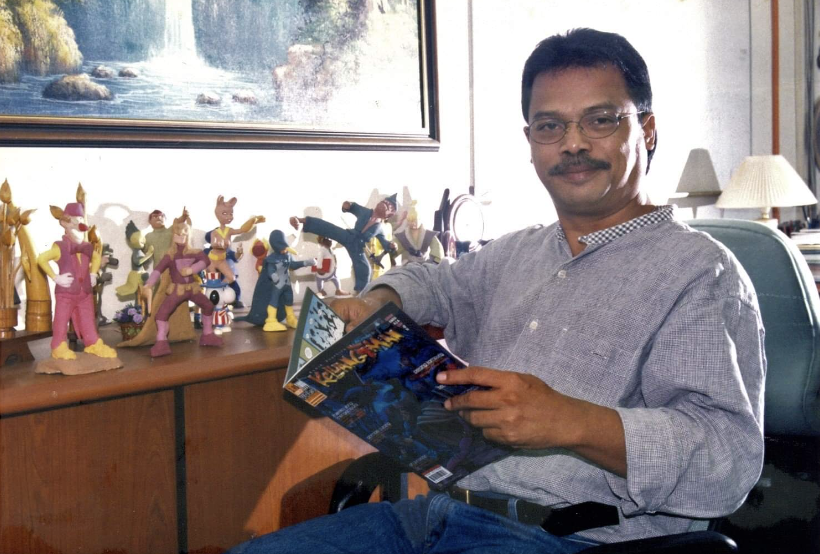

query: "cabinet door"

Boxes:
[184, 370, 375, 552]
[1, 391, 178, 554]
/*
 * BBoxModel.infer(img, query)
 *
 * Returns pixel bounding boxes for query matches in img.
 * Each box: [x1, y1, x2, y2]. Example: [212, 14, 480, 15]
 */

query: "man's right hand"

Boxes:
[329, 286, 402, 331]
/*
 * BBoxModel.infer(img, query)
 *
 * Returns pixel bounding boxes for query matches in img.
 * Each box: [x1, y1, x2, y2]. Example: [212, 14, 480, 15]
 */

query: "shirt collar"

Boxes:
[555, 205, 675, 246]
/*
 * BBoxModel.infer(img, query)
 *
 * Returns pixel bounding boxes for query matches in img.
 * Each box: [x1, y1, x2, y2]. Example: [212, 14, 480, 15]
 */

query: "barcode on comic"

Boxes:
[423, 465, 453, 484]
[285, 381, 327, 407]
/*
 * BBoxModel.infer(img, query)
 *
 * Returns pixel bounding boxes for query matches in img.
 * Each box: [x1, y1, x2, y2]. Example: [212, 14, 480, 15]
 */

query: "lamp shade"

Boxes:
[675, 148, 721, 196]
[716, 155, 817, 209]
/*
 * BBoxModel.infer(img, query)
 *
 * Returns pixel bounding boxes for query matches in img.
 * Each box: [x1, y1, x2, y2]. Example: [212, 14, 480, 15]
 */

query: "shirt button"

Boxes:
[557, 270, 567, 278]
[529, 320, 538, 331]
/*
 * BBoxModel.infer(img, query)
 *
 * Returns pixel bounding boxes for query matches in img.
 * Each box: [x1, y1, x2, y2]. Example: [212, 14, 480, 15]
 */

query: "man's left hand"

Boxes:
[437, 366, 575, 450]
[437, 366, 627, 476]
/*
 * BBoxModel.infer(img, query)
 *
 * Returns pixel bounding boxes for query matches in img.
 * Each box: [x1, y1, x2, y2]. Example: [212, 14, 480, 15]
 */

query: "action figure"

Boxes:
[290, 194, 398, 293]
[394, 202, 444, 265]
[247, 230, 315, 332]
[143, 210, 172, 272]
[115, 220, 151, 300]
[202, 271, 235, 335]
[312, 236, 348, 297]
[251, 238, 269, 274]
[140, 209, 222, 357]
[204, 229, 244, 307]
[207, 195, 264, 284]
[94, 243, 118, 326]
[37, 202, 118, 361]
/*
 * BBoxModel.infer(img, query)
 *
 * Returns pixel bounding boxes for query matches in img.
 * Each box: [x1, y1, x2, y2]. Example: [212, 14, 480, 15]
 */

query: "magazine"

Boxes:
[284, 288, 511, 489]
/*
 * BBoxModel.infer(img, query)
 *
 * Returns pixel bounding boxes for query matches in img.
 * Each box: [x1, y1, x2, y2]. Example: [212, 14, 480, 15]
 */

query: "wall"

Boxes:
[0, 0, 800, 323]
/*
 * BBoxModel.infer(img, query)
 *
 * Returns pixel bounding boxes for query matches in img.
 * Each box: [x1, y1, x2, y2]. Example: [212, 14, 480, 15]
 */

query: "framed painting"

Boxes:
[0, 0, 439, 150]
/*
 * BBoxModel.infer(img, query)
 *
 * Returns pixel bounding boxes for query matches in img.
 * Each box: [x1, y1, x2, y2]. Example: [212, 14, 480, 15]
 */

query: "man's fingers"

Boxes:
[445, 389, 499, 411]
[437, 366, 508, 388]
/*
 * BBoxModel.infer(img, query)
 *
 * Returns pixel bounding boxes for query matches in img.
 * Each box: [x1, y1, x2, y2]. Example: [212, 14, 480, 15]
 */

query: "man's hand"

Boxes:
[437, 366, 627, 477]
[328, 286, 402, 331]
[179, 267, 193, 277]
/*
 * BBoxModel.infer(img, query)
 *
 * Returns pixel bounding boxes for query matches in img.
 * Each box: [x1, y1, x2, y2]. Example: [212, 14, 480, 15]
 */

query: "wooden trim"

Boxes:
[0, 324, 291, 417]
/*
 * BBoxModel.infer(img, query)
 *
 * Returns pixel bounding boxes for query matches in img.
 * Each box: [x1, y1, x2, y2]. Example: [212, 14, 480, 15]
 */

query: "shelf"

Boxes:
[0, 321, 292, 416]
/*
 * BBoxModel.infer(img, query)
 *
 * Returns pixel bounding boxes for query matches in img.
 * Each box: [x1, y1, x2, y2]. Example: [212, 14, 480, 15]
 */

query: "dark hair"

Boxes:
[521, 28, 656, 169]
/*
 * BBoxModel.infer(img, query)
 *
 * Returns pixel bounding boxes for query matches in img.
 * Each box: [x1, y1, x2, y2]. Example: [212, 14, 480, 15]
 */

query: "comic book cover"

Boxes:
[285, 289, 511, 489]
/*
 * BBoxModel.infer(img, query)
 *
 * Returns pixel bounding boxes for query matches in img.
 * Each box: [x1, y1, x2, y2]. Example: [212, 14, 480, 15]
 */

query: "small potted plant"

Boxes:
[114, 303, 144, 341]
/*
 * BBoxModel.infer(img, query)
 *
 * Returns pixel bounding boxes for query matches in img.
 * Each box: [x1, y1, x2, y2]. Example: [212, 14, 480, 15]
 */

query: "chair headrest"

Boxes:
[688, 219, 820, 436]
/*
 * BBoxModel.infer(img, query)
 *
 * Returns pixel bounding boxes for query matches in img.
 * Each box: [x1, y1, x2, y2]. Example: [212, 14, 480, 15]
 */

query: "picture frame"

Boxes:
[0, 0, 439, 151]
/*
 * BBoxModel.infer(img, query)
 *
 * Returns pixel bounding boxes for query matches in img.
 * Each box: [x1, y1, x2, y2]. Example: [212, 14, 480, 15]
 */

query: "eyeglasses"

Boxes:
[527, 111, 646, 145]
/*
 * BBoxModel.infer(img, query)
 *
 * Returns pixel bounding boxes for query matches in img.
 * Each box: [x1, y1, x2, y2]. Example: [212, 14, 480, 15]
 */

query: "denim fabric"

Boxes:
[225, 494, 600, 554]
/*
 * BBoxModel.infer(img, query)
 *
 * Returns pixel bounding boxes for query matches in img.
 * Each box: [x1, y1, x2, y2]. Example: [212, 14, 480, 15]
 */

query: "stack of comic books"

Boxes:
[284, 289, 511, 489]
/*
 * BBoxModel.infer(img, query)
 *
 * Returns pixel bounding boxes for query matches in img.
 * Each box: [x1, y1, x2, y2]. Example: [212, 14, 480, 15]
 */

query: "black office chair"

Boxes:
[329, 219, 820, 553]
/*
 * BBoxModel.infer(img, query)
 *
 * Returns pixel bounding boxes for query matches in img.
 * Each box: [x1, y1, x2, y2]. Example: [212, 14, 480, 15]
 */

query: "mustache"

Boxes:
[548, 154, 611, 176]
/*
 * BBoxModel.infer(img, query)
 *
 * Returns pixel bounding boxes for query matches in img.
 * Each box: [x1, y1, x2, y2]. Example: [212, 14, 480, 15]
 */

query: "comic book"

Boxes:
[285, 288, 512, 489]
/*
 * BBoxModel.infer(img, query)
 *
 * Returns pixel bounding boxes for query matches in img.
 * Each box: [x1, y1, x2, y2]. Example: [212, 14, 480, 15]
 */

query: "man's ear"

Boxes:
[523, 125, 531, 142]
[641, 113, 656, 152]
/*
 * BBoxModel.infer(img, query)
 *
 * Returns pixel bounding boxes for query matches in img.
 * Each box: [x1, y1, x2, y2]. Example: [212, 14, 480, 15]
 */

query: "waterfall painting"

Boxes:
[0, 0, 438, 150]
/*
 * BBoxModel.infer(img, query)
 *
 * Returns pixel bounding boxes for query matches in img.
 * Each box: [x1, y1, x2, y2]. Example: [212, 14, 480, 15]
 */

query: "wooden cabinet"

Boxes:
[0, 325, 375, 554]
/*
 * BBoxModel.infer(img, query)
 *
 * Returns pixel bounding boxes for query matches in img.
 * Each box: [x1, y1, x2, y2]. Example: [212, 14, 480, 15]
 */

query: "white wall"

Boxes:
[471, 0, 761, 234]
[1, 0, 798, 323]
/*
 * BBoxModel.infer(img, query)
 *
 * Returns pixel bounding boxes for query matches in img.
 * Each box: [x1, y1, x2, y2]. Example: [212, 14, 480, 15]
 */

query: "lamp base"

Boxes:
[755, 217, 779, 229]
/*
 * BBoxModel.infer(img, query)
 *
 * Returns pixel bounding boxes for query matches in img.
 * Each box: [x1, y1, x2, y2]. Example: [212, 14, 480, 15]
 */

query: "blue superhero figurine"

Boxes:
[257, 230, 315, 332]
[289, 194, 398, 293]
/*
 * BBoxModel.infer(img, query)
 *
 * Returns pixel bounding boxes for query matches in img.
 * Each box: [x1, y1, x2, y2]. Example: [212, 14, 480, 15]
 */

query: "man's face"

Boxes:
[375, 200, 396, 219]
[524, 65, 655, 221]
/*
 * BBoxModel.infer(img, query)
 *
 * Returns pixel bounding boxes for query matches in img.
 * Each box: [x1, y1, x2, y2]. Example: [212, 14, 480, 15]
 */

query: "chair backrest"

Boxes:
[688, 219, 820, 436]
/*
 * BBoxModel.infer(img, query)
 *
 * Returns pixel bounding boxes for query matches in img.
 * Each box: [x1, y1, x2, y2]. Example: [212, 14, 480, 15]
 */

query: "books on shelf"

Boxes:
[284, 289, 512, 489]
[791, 231, 820, 282]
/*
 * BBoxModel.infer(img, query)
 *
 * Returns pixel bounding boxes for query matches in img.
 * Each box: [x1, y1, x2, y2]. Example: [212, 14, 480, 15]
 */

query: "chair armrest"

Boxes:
[328, 452, 406, 514]
[580, 530, 737, 554]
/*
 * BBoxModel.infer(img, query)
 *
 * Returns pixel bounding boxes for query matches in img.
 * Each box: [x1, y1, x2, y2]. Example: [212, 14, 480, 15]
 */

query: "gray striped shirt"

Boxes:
[366, 207, 766, 543]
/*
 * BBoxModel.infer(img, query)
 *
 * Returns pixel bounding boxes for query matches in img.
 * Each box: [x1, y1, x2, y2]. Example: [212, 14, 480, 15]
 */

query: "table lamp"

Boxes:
[669, 148, 722, 217]
[715, 155, 817, 228]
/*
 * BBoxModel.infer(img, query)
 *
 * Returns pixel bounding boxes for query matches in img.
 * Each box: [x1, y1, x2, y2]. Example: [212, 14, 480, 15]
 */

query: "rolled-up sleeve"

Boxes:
[608, 293, 766, 518]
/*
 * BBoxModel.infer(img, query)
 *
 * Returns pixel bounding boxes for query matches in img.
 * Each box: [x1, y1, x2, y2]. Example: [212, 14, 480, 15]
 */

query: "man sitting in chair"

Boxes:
[227, 28, 765, 553]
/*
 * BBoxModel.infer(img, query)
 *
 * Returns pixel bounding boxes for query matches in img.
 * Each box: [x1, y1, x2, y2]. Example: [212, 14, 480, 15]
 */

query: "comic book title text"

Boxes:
[308, 328, 404, 387]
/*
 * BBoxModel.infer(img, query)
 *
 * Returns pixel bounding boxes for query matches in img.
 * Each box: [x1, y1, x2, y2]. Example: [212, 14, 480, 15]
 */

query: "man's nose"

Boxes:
[559, 122, 591, 154]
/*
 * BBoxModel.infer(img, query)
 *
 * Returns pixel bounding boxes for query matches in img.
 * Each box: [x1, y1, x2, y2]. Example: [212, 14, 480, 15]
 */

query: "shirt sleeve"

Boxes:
[607, 273, 766, 518]
[363, 232, 514, 355]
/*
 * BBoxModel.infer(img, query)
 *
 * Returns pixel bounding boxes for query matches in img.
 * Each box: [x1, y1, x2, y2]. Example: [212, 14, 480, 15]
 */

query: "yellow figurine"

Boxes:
[207, 195, 265, 284]
[115, 220, 151, 300]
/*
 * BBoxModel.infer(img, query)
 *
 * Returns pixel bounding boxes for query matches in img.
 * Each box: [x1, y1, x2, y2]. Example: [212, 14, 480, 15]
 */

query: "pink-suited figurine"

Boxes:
[37, 202, 118, 361]
[141, 209, 223, 358]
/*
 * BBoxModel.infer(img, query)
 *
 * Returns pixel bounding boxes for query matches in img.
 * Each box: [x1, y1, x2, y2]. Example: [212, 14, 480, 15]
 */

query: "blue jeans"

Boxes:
[225, 493, 601, 554]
